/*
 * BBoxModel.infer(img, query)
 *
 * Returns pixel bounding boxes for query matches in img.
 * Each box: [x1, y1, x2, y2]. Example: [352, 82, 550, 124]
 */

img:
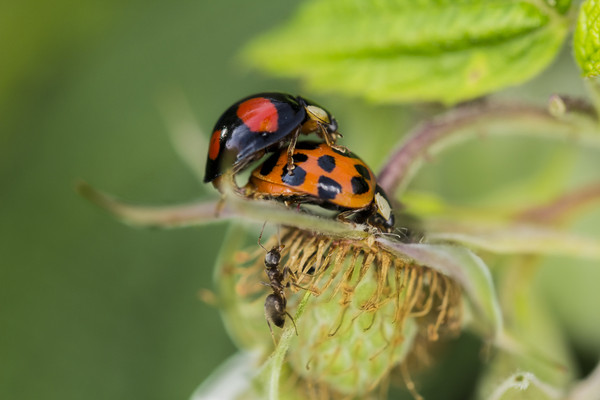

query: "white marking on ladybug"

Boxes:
[375, 192, 392, 221]
[305, 105, 331, 125]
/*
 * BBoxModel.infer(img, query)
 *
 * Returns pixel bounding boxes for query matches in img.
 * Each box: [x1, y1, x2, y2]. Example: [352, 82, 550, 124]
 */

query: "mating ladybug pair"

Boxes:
[203, 92, 395, 232]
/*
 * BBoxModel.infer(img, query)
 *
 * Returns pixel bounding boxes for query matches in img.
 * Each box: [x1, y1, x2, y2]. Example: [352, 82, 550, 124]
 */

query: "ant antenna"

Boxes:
[258, 221, 268, 251]
[277, 225, 281, 248]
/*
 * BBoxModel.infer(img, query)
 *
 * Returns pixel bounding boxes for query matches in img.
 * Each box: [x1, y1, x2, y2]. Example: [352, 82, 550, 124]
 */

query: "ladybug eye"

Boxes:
[305, 105, 330, 125]
[328, 118, 338, 133]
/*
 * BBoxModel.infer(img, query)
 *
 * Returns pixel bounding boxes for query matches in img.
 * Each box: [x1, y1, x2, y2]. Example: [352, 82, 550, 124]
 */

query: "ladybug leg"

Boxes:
[285, 126, 301, 174]
[319, 124, 346, 152]
[336, 209, 357, 223]
[214, 196, 226, 217]
[214, 171, 244, 194]
[336, 206, 371, 225]
[320, 124, 336, 146]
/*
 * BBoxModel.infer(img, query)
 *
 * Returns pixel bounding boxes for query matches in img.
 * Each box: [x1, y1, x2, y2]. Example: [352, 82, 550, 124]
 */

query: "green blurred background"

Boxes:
[1, 1, 599, 399]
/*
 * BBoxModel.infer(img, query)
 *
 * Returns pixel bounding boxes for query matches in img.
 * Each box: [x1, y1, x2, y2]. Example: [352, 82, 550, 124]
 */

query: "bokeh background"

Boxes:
[2, 1, 599, 399]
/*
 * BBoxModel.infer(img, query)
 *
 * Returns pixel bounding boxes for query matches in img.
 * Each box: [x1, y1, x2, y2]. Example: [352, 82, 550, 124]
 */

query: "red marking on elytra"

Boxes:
[208, 130, 221, 160]
[237, 97, 279, 133]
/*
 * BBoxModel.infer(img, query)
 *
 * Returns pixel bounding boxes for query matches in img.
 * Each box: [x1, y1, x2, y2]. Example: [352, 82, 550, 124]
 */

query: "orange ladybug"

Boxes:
[246, 141, 395, 231]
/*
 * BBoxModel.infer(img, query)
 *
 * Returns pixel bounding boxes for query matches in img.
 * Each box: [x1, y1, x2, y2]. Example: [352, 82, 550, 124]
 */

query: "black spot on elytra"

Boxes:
[354, 164, 371, 180]
[351, 176, 370, 194]
[292, 153, 308, 163]
[317, 155, 336, 172]
[294, 141, 320, 150]
[282, 166, 306, 186]
[259, 152, 280, 176]
[317, 176, 342, 200]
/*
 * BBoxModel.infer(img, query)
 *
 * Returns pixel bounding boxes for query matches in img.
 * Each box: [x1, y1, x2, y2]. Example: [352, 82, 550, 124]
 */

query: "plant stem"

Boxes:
[76, 181, 225, 228]
[515, 182, 600, 224]
[265, 291, 312, 400]
[585, 78, 600, 117]
[377, 102, 600, 198]
[77, 180, 370, 240]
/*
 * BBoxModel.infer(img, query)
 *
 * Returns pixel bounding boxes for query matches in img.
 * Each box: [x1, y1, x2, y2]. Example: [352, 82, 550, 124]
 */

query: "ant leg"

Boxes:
[282, 266, 316, 293]
[285, 311, 299, 336]
[291, 281, 318, 294]
[266, 319, 277, 346]
[277, 225, 281, 248]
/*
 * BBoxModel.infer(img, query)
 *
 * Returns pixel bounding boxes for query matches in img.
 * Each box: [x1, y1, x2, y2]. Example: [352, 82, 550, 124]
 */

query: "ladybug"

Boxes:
[204, 92, 339, 189]
[245, 141, 395, 232]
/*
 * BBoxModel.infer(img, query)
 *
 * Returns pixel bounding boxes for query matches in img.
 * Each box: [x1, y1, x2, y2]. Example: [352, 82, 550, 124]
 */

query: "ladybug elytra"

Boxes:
[204, 92, 339, 188]
[245, 142, 395, 231]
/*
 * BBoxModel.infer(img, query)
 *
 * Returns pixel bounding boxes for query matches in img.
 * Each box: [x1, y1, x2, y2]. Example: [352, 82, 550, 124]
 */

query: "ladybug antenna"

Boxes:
[258, 221, 268, 251]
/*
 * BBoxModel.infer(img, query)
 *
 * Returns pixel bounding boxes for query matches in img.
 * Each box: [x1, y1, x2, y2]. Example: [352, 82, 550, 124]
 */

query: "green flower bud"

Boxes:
[217, 228, 462, 397]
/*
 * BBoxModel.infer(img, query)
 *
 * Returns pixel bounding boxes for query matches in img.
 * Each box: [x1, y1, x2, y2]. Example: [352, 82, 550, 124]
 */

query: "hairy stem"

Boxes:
[516, 182, 600, 224]
[263, 291, 312, 400]
[378, 102, 600, 198]
[77, 181, 370, 239]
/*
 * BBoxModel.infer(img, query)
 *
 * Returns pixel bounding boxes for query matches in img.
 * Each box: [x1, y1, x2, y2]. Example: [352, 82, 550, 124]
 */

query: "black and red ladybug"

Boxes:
[245, 142, 395, 232]
[204, 92, 339, 189]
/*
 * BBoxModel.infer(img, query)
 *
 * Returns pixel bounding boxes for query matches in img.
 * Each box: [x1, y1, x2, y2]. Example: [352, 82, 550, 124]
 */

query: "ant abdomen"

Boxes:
[264, 293, 287, 329]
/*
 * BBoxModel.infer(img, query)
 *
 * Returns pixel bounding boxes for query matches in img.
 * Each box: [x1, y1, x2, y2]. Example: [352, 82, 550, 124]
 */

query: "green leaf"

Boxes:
[157, 88, 208, 183]
[213, 224, 271, 352]
[575, 0, 600, 77]
[477, 258, 574, 400]
[569, 361, 600, 400]
[545, 0, 572, 14]
[190, 351, 261, 400]
[244, 0, 569, 104]
[424, 219, 600, 260]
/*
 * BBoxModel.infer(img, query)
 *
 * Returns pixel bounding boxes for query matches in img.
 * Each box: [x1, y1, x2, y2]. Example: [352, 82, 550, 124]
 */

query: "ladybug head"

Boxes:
[326, 116, 338, 135]
[369, 185, 395, 232]
[303, 102, 338, 135]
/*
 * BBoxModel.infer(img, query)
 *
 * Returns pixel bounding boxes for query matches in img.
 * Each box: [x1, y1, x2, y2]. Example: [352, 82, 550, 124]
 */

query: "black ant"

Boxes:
[258, 227, 298, 341]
